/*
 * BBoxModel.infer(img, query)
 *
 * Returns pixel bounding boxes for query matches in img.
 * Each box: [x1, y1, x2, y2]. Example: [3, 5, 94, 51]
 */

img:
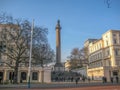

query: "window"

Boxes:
[0, 41, 6, 52]
[32, 72, 38, 80]
[113, 39, 117, 44]
[100, 52, 102, 58]
[115, 49, 120, 56]
[101, 62, 103, 66]
[119, 50, 120, 55]
[21, 72, 27, 80]
[115, 49, 118, 56]
[99, 44, 101, 48]
[106, 41, 108, 46]
[113, 34, 116, 37]
[107, 51, 109, 55]
[9, 72, 14, 80]
[108, 60, 111, 66]
[97, 54, 99, 59]
[0, 72, 3, 80]
[107, 50, 110, 56]
[113, 72, 118, 76]
[95, 55, 97, 59]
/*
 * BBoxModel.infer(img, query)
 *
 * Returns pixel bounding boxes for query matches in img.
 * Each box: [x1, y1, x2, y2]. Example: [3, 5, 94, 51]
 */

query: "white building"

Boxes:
[87, 30, 120, 81]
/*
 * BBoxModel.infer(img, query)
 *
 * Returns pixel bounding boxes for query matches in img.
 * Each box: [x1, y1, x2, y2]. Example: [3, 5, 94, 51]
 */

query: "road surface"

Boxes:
[0, 85, 120, 90]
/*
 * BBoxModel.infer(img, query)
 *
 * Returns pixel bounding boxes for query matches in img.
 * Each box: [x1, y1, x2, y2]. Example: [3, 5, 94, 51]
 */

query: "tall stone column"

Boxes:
[54, 20, 64, 71]
[56, 20, 61, 64]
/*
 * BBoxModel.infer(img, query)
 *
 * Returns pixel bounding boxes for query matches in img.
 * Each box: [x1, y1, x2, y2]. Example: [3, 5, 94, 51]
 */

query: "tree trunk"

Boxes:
[13, 62, 19, 84]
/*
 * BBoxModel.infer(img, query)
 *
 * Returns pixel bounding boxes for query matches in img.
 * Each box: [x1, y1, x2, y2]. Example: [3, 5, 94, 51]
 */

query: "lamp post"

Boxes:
[28, 20, 34, 88]
[41, 44, 45, 83]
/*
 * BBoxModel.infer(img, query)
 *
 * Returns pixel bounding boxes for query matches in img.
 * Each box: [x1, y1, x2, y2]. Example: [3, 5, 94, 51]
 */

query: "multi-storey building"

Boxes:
[65, 60, 72, 71]
[87, 30, 120, 81]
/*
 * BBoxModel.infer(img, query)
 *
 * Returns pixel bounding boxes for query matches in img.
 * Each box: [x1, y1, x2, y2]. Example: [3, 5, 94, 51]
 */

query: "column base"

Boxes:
[54, 63, 64, 71]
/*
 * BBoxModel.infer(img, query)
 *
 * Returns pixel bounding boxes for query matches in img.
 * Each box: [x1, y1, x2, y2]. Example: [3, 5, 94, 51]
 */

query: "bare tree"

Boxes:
[0, 12, 13, 24]
[0, 12, 54, 83]
[68, 47, 88, 69]
[0, 23, 29, 83]
[32, 43, 55, 67]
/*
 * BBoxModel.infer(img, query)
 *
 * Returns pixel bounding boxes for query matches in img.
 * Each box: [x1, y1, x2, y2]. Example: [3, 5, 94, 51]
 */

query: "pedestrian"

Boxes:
[116, 76, 119, 83]
[20, 78, 23, 83]
[104, 77, 107, 83]
[102, 76, 105, 83]
[110, 77, 113, 83]
[82, 77, 85, 82]
[71, 77, 73, 82]
[88, 77, 90, 83]
[75, 78, 78, 84]
[0, 76, 2, 84]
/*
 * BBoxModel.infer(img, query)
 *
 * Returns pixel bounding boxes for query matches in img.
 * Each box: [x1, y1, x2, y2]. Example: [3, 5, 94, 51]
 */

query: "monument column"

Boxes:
[54, 20, 64, 71]
[56, 20, 61, 64]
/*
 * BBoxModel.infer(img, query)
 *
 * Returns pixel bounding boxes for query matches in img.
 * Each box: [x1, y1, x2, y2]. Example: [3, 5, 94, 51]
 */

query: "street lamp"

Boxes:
[41, 44, 45, 83]
[28, 20, 34, 88]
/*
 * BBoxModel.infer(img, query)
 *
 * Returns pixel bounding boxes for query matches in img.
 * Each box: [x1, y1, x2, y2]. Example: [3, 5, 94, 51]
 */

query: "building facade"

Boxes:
[65, 60, 71, 71]
[65, 59, 88, 71]
[87, 30, 120, 81]
[0, 66, 51, 83]
[0, 24, 51, 84]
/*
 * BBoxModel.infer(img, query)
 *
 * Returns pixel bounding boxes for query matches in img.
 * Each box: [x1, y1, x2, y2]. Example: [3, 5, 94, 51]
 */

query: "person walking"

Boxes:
[75, 78, 78, 84]
[116, 76, 119, 83]
[110, 77, 113, 83]
[102, 76, 105, 83]
[0, 76, 2, 84]
[104, 77, 107, 83]
[88, 77, 91, 83]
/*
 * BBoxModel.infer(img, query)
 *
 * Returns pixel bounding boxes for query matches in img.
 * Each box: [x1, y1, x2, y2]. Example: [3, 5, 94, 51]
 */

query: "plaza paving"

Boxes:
[0, 85, 120, 90]
[0, 81, 120, 89]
